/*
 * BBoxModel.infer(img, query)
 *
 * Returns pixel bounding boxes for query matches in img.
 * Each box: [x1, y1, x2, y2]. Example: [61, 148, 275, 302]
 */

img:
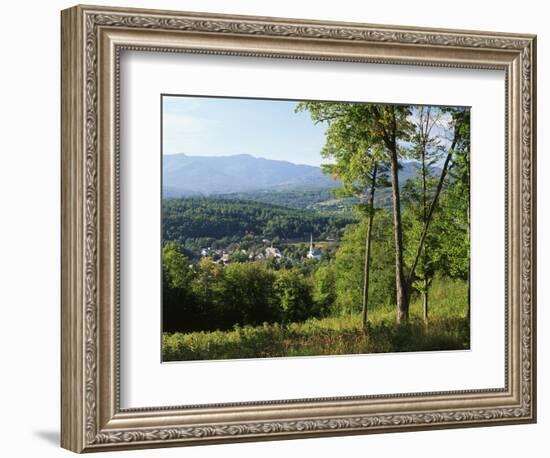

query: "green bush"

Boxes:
[333, 215, 395, 316]
[312, 263, 336, 316]
[274, 269, 315, 322]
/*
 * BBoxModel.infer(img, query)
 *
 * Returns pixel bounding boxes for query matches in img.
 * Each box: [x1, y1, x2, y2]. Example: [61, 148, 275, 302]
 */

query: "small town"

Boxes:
[199, 234, 323, 265]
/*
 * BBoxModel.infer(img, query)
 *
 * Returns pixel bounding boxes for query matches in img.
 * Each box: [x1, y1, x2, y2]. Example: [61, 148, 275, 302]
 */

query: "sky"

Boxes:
[162, 95, 460, 167]
[162, 95, 328, 166]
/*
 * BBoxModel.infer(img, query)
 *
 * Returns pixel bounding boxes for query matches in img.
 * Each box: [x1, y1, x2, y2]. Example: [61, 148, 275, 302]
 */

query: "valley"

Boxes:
[160, 100, 470, 361]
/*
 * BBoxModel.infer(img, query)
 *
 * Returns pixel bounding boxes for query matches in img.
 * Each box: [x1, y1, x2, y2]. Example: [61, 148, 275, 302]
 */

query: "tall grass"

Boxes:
[369, 276, 468, 321]
[163, 278, 469, 361]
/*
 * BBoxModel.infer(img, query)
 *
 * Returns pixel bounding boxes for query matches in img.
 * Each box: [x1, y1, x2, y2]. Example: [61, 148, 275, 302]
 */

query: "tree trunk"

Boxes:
[406, 111, 467, 292]
[388, 137, 408, 323]
[421, 123, 428, 323]
[406, 142, 454, 291]
[361, 165, 378, 333]
[423, 278, 429, 323]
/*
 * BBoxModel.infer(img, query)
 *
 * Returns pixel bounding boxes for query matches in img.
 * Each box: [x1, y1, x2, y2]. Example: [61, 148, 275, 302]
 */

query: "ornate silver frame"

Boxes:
[61, 4, 537, 453]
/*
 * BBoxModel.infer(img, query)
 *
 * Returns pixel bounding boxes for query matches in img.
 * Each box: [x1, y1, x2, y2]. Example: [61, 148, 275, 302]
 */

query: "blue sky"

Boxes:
[162, 95, 328, 166]
[162, 96, 459, 167]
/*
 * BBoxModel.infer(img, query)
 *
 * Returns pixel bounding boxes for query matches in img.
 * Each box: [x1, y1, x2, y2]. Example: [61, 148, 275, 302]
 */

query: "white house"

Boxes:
[265, 246, 282, 259]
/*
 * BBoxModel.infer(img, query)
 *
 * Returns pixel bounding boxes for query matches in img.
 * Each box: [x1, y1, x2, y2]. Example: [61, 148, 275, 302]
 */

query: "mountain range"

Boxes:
[163, 153, 439, 197]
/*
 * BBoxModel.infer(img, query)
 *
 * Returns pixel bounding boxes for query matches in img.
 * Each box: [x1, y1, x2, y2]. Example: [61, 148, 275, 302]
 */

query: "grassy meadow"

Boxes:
[163, 278, 469, 361]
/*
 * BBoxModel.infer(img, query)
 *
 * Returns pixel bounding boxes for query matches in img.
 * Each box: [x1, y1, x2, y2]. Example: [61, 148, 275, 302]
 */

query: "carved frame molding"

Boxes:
[61, 4, 536, 453]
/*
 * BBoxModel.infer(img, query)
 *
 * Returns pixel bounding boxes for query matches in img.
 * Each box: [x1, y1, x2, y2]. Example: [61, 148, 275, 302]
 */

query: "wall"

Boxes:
[0, 0, 546, 456]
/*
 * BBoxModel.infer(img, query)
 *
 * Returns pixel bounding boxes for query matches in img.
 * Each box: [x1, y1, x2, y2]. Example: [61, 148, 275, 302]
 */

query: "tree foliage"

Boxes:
[162, 102, 471, 338]
[163, 197, 354, 256]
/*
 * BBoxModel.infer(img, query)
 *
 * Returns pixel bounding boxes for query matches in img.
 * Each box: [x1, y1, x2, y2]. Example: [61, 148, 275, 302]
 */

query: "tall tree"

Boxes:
[403, 178, 441, 322]
[297, 102, 413, 323]
[334, 214, 396, 317]
[404, 107, 470, 304]
[162, 242, 197, 332]
[296, 102, 392, 329]
[405, 106, 445, 321]
[298, 103, 470, 324]
[441, 107, 471, 320]
[374, 105, 415, 322]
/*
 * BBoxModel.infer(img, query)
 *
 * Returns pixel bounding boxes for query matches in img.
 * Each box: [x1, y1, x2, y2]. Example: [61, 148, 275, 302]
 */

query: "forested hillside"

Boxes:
[162, 101, 471, 361]
[162, 197, 355, 257]
[214, 187, 349, 211]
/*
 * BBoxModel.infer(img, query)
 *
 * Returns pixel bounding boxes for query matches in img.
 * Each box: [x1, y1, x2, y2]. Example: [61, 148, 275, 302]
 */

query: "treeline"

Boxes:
[162, 184, 468, 334]
[214, 187, 342, 210]
[162, 197, 354, 255]
[163, 243, 330, 333]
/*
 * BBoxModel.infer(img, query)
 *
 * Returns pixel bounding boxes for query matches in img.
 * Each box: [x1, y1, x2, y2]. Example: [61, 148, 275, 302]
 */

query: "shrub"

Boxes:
[273, 269, 315, 322]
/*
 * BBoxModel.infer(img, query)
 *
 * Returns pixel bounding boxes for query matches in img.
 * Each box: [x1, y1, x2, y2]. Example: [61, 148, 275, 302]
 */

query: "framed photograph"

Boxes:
[61, 4, 537, 453]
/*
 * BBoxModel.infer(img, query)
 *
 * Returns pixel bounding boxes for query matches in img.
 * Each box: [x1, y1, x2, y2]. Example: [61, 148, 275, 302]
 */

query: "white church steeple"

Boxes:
[307, 233, 321, 260]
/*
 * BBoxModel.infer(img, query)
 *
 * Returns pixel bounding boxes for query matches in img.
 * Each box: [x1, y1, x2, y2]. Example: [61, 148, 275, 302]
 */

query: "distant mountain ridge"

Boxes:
[163, 153, 440, 197]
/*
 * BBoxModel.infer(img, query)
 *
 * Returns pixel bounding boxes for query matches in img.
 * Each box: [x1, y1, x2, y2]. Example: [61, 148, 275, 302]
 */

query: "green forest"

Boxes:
[162, 103, 470, 361]
[162, 197, 354, 257]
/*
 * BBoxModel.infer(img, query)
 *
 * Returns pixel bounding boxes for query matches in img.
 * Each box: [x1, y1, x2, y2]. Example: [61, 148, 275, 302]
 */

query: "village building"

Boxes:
[265, 246, 282, 260]
[306, 234, 322, 260]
